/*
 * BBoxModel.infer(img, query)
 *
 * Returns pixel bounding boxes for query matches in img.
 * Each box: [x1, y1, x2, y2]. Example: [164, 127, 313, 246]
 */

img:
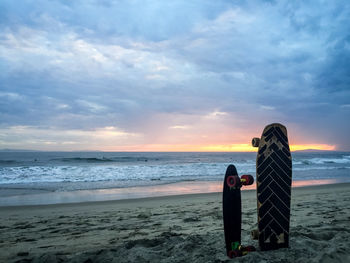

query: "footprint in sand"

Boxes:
[183, 217, 200, 223]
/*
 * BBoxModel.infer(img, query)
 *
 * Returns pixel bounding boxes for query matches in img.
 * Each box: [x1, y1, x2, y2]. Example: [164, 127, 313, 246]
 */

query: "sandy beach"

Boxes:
[0, 183, 349, 263]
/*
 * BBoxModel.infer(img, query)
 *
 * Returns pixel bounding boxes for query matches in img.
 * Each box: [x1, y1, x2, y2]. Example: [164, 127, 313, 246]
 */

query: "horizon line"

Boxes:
[0, 148, 344, 153]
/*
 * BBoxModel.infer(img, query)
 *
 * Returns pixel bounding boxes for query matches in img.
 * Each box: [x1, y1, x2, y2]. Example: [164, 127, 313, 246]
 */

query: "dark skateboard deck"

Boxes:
[252, 123, 292, 251]
[223, 164, 255, 257]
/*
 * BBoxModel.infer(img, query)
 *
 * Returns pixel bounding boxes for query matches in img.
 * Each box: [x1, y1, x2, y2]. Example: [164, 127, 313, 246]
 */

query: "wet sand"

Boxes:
[0, 183, 349, 262]
[0, 179, 341, 206]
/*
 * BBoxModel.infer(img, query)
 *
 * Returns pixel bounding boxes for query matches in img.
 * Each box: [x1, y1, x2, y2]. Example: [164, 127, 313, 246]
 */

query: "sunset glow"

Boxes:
[101, 143, 337, 152]
[113, 144, 257, 152]
[0, 125, 338, 152]
[201, 143, 336, 152]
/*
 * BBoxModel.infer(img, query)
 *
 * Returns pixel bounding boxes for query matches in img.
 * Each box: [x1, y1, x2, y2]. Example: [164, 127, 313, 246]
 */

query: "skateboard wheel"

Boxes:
[252, 137, 260, 147]
[227, 175, 240, 188]
[251, 229, 259, 240]
[241, 174, 254, 185]
[244, 245, 256, 252]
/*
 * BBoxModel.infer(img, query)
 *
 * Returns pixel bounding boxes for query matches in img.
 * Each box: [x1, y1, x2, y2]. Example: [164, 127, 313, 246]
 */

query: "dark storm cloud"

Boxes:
[0, 0, 349, 149]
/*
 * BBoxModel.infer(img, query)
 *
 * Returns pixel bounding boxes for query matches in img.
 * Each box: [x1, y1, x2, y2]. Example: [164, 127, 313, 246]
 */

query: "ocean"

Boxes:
[0, 151, 349, 205]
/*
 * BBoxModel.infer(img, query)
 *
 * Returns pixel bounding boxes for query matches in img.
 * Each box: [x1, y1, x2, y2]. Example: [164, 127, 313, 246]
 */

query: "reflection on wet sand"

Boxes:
[0, 178, 344, 206]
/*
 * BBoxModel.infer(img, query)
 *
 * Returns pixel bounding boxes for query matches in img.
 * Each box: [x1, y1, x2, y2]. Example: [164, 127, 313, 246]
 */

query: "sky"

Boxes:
[0, 0, 349, 152]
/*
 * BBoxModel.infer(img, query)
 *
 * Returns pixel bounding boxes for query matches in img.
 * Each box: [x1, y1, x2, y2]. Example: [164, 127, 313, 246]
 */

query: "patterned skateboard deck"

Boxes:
[253, 123, 292, 251]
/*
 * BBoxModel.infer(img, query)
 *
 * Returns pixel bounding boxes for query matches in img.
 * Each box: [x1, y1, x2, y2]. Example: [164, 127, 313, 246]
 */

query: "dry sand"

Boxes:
[0, 183, 349, 263]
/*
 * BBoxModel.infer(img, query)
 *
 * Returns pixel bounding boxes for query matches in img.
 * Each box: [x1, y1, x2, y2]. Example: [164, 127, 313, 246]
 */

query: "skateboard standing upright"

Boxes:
[252, 123, 292, 250]
[223, 164, 255, 258]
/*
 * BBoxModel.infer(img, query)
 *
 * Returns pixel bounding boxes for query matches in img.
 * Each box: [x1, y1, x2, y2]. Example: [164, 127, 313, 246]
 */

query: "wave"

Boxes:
[0, 160, 17, 164]
[293, 157, 350, 165]
[53, 157, 115, 163]
[1, 162, 349, 190]
[294, 166, 350, 171]
[51, 157, 153, 163]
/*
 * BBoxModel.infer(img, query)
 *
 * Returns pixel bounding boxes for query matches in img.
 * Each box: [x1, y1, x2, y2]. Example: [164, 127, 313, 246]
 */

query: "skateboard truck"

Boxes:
[226, 174, 254, 189]
[227, 242, 256, 258]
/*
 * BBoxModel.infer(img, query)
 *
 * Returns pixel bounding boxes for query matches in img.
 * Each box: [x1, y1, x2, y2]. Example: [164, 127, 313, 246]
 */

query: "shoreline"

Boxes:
[0, 183, 349, 262]
[0, 178, 349, 207]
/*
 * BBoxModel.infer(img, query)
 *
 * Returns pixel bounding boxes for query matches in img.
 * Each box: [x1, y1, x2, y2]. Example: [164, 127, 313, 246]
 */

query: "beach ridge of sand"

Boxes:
[1, 183, 350, 262]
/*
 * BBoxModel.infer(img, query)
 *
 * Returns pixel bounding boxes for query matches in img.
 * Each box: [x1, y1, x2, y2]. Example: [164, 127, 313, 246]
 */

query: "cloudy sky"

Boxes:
[0, 0, 349, 151]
